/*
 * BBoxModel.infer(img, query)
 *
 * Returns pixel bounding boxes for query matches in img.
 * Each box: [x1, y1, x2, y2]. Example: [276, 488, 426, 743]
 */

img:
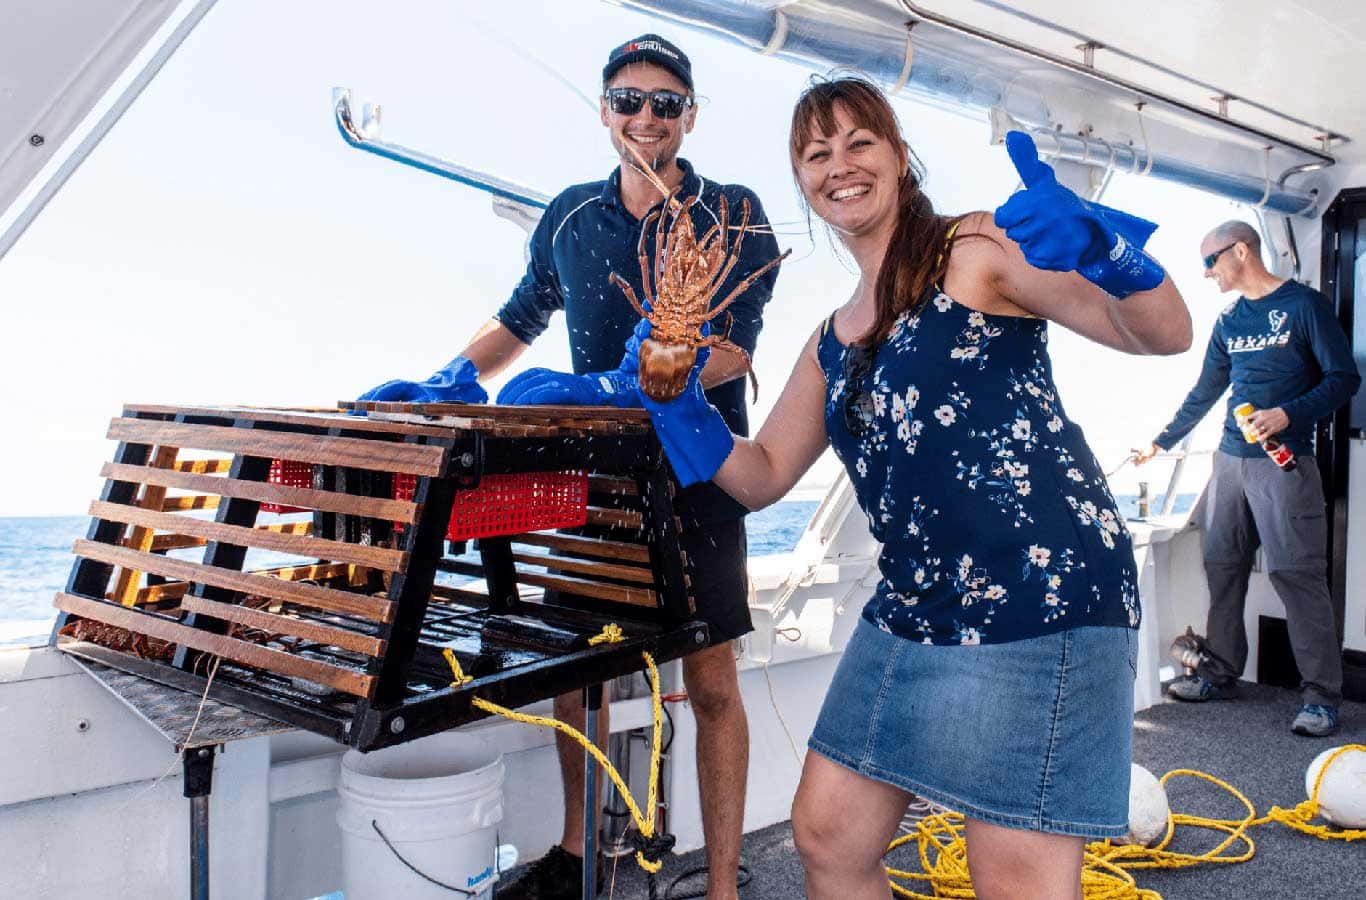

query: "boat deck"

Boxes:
[598, 681, 1366, 899]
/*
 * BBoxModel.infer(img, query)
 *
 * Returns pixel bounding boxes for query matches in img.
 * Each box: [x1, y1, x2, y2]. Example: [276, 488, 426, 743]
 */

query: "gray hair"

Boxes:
[1206, 220, 1261, 254]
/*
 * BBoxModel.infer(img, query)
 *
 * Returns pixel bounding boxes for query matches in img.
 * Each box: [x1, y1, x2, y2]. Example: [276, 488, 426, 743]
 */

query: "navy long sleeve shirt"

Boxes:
[496, 158, 782, 524]
[1154, 280, 1360, 458]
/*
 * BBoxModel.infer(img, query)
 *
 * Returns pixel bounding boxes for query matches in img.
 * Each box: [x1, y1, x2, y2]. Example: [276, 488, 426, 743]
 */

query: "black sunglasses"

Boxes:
[842, 344, 876, 435]
[604, 87, 693, 119]
[1202, 242, 1238, 270]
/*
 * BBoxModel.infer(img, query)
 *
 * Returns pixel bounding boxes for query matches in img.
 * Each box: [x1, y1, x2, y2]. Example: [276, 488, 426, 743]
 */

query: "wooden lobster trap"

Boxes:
[52, 402, 707, 750]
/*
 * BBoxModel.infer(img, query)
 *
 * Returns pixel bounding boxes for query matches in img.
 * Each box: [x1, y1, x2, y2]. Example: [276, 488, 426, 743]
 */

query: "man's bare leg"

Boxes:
[682, 642, 748, 900]
[553, 689, 610, 856]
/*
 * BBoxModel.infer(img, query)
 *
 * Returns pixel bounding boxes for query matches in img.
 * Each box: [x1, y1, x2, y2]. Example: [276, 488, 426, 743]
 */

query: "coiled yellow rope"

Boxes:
[442, 624, 669, 873]
[883, 744, 1365, 899]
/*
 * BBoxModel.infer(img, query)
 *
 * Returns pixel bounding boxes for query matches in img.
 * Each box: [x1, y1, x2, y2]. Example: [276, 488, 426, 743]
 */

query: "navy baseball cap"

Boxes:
[602, 34, 693, 91]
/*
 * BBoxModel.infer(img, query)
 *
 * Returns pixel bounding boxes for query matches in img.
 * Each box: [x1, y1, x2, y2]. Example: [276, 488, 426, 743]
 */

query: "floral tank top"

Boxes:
[819, 290, 1140, 646]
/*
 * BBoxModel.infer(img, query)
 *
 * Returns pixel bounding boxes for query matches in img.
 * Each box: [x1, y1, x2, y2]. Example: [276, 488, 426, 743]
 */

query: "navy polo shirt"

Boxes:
[497, 158, 782, 524]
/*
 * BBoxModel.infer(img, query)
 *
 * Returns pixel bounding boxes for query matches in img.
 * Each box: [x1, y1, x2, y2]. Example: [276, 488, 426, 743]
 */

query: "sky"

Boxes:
[0, 0, 1249, 517]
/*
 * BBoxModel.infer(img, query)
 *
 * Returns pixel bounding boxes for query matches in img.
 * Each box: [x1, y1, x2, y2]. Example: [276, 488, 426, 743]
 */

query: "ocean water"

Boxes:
[0, 494, 1187, 647]
[0, 501, 821, 646]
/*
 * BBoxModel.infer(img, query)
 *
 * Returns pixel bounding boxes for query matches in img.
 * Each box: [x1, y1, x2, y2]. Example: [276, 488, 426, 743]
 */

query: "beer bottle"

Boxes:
[1233, 402, 1297, 472]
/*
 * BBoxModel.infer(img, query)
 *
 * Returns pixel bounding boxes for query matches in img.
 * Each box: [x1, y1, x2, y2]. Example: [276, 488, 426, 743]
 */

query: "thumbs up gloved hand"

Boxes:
[993, 131, 1165, 299]
[496, 319, 645, 408]
[635, 321, 735, 488]
[357, 355, 488, 405]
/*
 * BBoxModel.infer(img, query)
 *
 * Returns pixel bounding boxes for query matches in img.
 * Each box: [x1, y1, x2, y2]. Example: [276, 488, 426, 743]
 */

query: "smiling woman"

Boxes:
[636, 74, 1194, 900]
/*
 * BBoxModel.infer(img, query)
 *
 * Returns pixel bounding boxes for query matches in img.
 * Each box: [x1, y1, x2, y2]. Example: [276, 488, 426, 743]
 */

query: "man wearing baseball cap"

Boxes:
[358, 33, 782, 900]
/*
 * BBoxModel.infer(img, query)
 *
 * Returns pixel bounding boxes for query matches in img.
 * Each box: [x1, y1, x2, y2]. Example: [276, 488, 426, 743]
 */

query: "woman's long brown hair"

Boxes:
[789, 77, 965, 349]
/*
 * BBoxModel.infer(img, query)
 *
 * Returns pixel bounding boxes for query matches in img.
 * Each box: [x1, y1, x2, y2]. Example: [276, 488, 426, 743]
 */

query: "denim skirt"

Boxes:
[808, 618, 1138, 838]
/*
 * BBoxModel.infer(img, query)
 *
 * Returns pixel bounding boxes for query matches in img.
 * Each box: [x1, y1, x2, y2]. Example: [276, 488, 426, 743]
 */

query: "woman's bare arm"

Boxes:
[957, 212, 1192, 356]
[711, 327, 831, 510]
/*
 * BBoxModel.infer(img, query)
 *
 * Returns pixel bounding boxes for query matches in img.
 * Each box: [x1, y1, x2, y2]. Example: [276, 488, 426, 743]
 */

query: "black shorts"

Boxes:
[680, 517, 753, 646]
[541, 517, 752, 646]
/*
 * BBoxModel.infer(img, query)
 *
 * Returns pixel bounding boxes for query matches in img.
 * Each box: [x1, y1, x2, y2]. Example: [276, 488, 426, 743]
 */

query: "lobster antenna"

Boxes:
[621, 140, 683, 214]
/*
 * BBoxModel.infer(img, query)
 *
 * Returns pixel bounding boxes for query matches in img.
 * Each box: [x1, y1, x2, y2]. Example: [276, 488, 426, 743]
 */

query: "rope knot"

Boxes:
[588, 623, 625, 645]
[442, 647, 473, 686]
[632, 830, 676, 870]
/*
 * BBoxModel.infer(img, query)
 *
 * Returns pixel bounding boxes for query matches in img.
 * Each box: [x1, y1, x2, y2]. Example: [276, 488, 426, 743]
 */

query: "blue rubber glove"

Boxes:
[357, 355, 488, 405]
[496, 320, 646, 408]
[994, 131, 1164, 299]
[635, 324, 735, 488]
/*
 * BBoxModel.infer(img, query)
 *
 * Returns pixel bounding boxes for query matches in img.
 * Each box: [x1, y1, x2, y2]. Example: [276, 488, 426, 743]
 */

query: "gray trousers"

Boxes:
[1198, 451, 1342, 705]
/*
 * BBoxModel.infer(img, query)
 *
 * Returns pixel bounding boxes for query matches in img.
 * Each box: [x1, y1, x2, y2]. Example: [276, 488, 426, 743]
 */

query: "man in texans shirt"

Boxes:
[358, 34, 781, 900]
[1134, 220, 1359, 737]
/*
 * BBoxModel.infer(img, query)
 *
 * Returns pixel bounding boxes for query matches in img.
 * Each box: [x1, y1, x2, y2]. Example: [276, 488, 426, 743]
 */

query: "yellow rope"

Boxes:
[442, 647, 474, 685]
[1249, 744, 1366, 841]
[444, 635, 668, 874]
[883, 748, 1366, 899]
[588, 623, 625, 645]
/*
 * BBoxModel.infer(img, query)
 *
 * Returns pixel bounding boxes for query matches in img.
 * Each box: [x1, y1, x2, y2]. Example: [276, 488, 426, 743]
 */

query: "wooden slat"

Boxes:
[76, 539, 396, 623]
[349, 405, 653, 437]
[150, 534, 208, 552]
[430, 583, 494, 605]
[107, 418, 446, 476]
[511, 551, 653, 584]
[585, 507, 644, 530]
[54, 592, 374, 697]
[443, 558, 655, 607]
[174, 458, 232, 474]
[90, 501, 407, 573]
[133, 563, 352, 602]
[135, 582, 190, 604]
[115, 445, 179, 606]
[264, 562, 353, 582]
[349, 401, 650, 425]
[513, 570, 657, 608]
[146, 521, 315, 553]
[179, 596, 385, 657]
[161, 495, 220, 512]
[508, 531, 651, 563]
[122, 404, 476, 439]
[587, 474, 639, 496]
[260, 521, 313, 535]
[103, 462, 419, 523]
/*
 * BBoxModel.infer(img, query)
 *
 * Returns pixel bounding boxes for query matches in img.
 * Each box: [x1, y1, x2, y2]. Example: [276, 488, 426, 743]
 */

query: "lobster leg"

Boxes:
[610, 272, 648, 318]
[691, 197, 752, 316]
[698, 335, 760, 401]
[707, 248, 792, 319]
[637, 208, 663, 311]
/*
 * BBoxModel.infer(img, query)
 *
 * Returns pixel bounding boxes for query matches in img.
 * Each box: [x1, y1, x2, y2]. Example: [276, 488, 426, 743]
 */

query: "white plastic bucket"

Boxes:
[337, 730, 506, 899]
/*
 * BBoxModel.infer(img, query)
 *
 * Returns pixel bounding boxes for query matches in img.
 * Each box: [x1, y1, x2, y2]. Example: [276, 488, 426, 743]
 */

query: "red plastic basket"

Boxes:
[392, 471, 588, 540]
[261, 459, 312, 513]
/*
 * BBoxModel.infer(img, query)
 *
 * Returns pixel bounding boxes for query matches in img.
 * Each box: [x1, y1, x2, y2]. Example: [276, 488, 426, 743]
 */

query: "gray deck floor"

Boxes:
[595, 681, 1366, 899]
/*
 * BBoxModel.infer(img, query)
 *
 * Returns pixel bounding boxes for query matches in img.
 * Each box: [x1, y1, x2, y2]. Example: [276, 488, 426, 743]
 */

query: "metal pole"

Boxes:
[601, 731, 635, 857]
[1160, 434, 1197, 516]
[183, 745, 217, 900]
[582, 683, 603, 900]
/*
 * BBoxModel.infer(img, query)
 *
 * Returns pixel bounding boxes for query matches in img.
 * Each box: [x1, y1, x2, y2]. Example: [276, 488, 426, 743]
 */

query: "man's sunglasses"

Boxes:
[842, 344, 876, 436]
[604, 87, 694, 119]
[1202, 242, 1239, 270]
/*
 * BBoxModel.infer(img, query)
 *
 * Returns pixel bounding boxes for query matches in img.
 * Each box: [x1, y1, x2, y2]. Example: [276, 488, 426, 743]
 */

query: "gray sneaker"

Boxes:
[1165, 675, 1236, 702]
[1290, 704, 1338, 737]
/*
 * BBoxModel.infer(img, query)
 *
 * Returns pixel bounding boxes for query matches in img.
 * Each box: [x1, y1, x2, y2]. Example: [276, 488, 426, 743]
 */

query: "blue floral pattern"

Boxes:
[820, 292, 1139, 646]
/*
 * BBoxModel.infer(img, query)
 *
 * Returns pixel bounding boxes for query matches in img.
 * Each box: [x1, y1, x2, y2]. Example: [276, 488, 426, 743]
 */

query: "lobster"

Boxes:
[610, 150, 789, 403]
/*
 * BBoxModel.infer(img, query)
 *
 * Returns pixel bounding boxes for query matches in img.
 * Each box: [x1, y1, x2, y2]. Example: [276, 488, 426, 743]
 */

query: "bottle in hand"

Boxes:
[1233, 402, 1296, 472]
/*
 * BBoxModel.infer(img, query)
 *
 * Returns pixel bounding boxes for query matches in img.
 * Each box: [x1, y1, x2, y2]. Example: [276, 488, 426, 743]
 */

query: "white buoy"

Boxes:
[1126, 763, 1169, 846]
[1305, 746, 1366, 829]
